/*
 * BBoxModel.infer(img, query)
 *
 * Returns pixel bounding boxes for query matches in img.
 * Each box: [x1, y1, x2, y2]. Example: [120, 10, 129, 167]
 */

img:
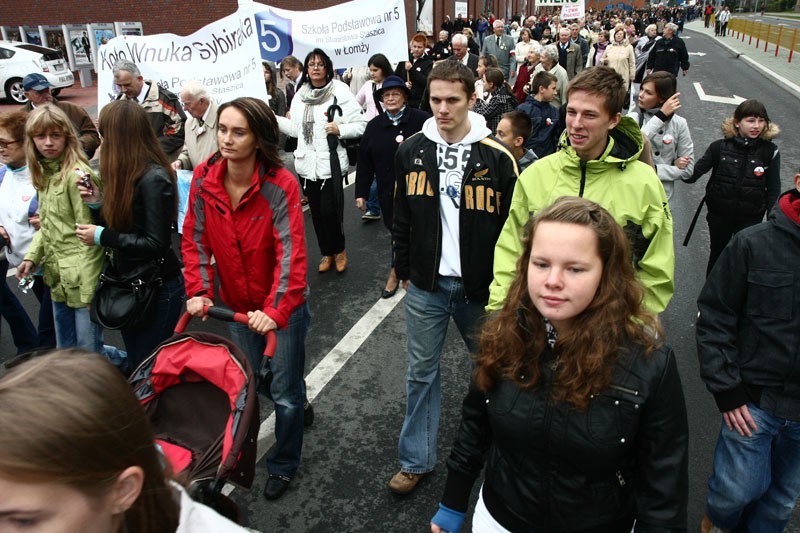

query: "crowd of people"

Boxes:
[0, 3, 798, 532]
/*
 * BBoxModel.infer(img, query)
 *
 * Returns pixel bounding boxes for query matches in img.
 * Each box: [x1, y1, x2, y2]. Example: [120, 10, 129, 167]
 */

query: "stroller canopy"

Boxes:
[130, 331, 260, 490]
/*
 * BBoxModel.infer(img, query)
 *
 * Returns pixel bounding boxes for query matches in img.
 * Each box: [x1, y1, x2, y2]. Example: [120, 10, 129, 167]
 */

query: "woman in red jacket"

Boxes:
[181, 97, 310, 502]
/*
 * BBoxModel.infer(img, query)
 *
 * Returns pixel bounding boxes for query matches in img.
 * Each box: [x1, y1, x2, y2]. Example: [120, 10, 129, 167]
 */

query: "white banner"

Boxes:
[253, 0, 408, 69]
[536, 0, 585, 20]
[96, 4, 266, 112]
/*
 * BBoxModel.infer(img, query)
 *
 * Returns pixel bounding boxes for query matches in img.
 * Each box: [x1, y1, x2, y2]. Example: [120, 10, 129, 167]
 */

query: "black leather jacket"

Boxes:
[441, 342, 689, 532]
[92, 164, 181, 281]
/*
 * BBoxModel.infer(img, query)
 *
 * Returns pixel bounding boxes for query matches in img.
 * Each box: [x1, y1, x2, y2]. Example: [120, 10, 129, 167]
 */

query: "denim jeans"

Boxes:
[398, 277, 485, 473]
[0, 258, 38, 354]
[121, 275, 185, 372]
[52, 301, 103, 353]
[706, 403, 800, 532]
[32, 276, 56, 350]
[229, 302, 310, 478]
[366, 179, 381, 214]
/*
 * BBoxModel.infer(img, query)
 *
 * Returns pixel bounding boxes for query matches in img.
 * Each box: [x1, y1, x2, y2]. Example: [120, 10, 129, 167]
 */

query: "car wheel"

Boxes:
[50, 89, 61, 97]
[5, 78, 27, 104]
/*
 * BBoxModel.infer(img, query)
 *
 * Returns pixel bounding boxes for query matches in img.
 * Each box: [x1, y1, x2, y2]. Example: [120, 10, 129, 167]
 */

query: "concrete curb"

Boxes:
[684, 26, 800, 102]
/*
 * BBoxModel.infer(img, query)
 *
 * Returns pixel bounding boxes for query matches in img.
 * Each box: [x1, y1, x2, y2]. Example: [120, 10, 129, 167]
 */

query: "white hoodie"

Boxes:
[0, 165, 38, 267]
[421, 111, 491, 278]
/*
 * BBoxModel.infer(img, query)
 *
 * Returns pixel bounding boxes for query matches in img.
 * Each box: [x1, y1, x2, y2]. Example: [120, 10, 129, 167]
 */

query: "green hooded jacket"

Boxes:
[24, 158, 104, 307]
[488, 115, 675, 314]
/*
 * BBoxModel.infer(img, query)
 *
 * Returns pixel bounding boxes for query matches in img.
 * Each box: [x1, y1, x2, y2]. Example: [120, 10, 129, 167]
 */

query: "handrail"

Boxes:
[727, 18, 800, 62]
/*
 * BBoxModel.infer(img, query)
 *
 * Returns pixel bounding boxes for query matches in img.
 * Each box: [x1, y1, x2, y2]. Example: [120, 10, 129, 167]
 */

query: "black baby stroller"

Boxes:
[129, 306, 275, 523]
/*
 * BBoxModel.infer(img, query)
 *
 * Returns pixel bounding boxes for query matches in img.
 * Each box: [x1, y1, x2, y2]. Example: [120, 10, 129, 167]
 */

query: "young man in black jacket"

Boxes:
[696, 169, 800, 533]
[388, 61, 518, 495]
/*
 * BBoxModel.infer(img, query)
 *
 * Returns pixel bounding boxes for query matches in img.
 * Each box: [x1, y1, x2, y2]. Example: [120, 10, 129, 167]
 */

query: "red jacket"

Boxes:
[181, 154, 308, 328]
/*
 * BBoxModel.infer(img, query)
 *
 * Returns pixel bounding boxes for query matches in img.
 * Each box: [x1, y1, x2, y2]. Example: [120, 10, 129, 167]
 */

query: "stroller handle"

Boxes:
[174, 306, 277, 359]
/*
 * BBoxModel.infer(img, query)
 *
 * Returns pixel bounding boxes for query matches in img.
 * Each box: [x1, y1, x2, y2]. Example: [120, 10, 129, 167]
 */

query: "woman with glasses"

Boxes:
[277, 48, 367, 274]
[0, 111, 53, 354]
[354, 76, 428, 299]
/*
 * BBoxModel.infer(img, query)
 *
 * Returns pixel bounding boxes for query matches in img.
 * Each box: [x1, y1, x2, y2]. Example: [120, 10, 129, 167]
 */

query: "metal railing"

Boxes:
[728, 18, 800, 62]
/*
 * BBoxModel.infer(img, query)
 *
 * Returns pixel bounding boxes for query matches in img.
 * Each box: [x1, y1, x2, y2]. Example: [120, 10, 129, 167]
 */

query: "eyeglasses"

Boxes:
[0, 140, 21, 149]
[307, 63, 326, 70]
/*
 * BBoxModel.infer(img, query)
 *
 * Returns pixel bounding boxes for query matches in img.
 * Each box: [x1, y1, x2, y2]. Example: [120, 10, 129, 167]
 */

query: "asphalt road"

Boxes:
[2, 28, 800, 532]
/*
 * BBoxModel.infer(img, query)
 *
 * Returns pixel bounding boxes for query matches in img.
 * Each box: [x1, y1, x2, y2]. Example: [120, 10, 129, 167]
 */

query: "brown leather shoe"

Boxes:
[318, 256, 334, 273]
[700, 515, 729, 533]
[334, 250, 348, 273]
[388, 470, 428, 495]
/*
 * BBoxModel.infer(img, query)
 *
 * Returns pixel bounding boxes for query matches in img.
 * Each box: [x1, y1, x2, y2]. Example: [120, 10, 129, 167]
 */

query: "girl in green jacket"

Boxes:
[17, 104, 105, 352]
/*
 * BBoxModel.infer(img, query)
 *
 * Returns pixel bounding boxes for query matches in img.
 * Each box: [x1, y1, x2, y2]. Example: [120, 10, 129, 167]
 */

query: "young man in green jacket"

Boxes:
[488, 66, 674, 314]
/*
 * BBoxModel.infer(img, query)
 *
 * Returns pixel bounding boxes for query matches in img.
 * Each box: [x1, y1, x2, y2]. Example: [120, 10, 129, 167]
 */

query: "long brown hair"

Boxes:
[262, 61, 277, 98]
[0, 351, 180, 533]
[98, 99, 176, 231]
[217, 97, 283, 171]
[24, 104, 88, 191]
[474, 197, 662, 411]
[483, 67, 512, 95]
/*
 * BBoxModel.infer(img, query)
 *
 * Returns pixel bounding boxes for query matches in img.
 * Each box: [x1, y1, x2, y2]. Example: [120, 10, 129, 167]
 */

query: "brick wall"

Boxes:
[4, 0, 417, 40]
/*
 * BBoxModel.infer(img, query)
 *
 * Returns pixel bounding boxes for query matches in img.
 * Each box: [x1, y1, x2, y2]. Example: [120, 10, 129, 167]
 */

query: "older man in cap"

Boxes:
[21, 73, 100, 159]
[171, 81, 218, 171]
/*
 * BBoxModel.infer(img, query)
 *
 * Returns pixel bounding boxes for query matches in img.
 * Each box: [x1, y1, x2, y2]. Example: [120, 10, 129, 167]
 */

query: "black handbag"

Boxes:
[90, 255, 164, 330]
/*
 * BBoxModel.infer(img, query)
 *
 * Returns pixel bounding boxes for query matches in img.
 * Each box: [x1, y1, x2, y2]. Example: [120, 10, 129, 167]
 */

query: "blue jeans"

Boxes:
[0, 258, 38, 354]
[398, 277, 485, 473]
[707, 403, 800, 531]
[53, 301, 103, 353]
[121, 275, 185, 372]
[366, 179, 381, 214]
[32, 276, 56, 350]
[229, 302, 310, 478]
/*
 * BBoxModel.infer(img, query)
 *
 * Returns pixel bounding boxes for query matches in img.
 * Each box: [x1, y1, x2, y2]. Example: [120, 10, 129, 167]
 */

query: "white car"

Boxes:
[0, 41, 74, 104]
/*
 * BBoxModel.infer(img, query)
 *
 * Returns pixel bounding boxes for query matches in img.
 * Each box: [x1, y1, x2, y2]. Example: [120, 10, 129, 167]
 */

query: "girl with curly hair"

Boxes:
[431, 196, 689, 533]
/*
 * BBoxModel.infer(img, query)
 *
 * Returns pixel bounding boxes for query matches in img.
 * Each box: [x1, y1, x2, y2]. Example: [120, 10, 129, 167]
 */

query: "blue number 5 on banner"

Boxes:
[255, 9, 293, 61]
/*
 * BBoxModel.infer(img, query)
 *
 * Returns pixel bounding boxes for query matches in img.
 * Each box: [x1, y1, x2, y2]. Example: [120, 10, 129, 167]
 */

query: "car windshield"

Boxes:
[16, 44, 56, 55]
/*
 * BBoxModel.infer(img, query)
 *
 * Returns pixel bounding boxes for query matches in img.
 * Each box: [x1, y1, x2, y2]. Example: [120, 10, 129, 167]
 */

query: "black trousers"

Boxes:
[302, 178, 345, 257]
[706, 210, 763, 275]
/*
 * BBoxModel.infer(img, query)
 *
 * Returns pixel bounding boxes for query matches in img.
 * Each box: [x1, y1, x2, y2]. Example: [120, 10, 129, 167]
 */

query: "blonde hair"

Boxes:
[24, 104, 88, 191]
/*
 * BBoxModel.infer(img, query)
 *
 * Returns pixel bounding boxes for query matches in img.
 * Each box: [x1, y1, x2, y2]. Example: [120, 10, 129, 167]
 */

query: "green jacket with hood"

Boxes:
[24, 158, 104, 308]
[488, 115, 674, 314]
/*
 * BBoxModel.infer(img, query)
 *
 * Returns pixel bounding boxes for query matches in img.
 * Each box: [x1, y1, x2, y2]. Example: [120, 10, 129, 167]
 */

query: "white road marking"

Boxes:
[223, 287, 406, 495]
[7, 165, 390, 498]
[693, 82, 746, 105]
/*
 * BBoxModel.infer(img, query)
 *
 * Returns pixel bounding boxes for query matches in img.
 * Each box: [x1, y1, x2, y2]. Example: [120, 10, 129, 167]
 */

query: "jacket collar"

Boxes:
[198, 157, 272, 210]
[558, 115, 644, 168]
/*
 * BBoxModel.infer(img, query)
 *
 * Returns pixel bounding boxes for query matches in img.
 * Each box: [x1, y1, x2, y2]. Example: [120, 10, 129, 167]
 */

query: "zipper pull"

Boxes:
[616, 470, 626, 487]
